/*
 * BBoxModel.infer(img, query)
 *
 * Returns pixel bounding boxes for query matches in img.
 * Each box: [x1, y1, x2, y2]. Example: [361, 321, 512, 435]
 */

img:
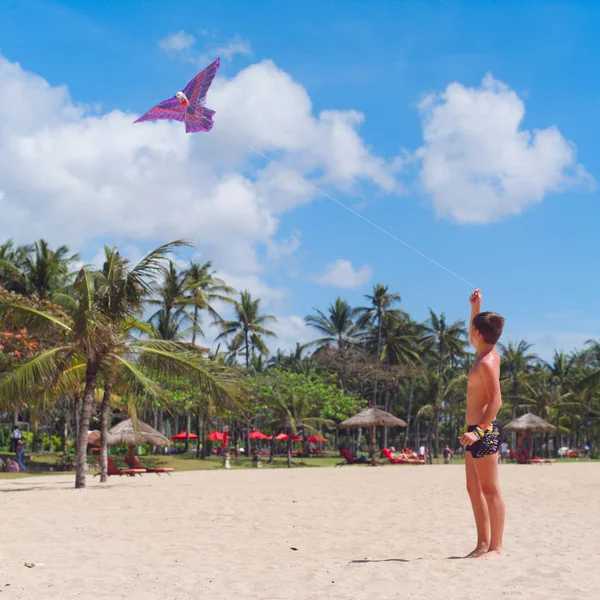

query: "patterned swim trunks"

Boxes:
[466, 421, 503, 459]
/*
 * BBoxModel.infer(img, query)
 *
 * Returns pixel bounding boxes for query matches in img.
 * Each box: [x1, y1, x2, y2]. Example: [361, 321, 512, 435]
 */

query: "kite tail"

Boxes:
[185, 106, 216, 133]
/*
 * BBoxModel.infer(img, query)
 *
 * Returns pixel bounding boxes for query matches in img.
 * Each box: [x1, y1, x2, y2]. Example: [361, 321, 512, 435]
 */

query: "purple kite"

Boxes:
[134, 57, 220, 133]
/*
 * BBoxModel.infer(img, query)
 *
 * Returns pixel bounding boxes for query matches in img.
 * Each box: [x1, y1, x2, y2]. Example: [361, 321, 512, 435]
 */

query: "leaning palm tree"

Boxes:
[215, 290, 277, 369]
[0, 241, 245, 489]
[183, 261, 235, 346]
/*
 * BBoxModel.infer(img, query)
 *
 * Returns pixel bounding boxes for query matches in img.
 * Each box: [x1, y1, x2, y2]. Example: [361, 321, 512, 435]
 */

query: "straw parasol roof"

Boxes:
[339, 407, 407, 429]
[504, 413, 556, 434]
[87, 430, 101, 446]
[105, 418, 170, 447]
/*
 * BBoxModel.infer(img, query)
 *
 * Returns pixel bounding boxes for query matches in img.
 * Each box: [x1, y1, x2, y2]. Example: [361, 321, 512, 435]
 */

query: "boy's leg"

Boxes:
[465, 452, 490, 557]
[473, 453, 505, 557]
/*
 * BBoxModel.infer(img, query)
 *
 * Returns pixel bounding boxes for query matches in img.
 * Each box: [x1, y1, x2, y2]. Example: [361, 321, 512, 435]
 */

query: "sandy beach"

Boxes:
[1, 463, 599, 600]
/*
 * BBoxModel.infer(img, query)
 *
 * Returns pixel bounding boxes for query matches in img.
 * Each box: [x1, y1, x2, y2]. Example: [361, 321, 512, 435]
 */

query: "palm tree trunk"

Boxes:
[245, 330, 250, 370]
[99, 382, 112, 483]
[404, 378, 413, 447]
[75, 362, 99, 489]
[195, 412, 201, 458]
[372, 313, 382, 408]
[192, 305, 199, 346]
[370, 424, 377, 466]
[201, 413, 208, 459]
[287, 429, 292, 468]
[383, 391, 390, 449]
[184, 413, 191, 453]
[269, 435, 275, 464]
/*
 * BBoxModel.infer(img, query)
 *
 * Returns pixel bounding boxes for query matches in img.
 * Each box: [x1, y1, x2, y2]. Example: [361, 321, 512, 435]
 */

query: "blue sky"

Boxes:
[1, 0, 599, 358]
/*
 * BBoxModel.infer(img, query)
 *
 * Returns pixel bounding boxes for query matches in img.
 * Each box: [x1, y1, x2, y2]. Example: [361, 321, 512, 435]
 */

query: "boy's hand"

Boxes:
[469, 289, 481, 310]
[459, 431, 479, 446]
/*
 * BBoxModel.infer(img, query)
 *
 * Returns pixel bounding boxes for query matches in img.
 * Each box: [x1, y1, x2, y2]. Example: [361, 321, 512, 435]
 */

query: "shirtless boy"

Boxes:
[459, 289, 506, 559]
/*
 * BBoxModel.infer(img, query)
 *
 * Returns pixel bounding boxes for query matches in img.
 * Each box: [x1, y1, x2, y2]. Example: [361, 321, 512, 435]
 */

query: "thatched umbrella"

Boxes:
[339, 408, 407, 466]
[87, 430, 101, 448]
[504, 413, 556, 434]
[504, 413, 556, 457]
[105, 418, 170, 466]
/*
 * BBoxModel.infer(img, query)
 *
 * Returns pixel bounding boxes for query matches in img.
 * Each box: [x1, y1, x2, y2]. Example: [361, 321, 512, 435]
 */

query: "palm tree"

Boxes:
[17, 239, 79, 300]
[216, 290, 277, 369]
[379, 314, 423, 445]
[421, 310, 467, 459]
[148, 262, 188, 340]
[0, 240, 27, 294]
[305, 297, 363, 351]
[0, 241, 244, 489]
[183, 261, 235, 346]
[357, 284, 404, 406]
[499, 340, 539, 416]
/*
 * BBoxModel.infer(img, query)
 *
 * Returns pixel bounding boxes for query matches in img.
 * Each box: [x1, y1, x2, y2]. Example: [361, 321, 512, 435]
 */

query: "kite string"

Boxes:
[222, 131, 477, 290]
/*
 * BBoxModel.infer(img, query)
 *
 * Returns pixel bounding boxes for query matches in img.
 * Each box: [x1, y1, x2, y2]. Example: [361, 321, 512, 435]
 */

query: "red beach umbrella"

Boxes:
[171, 430, 199, 441]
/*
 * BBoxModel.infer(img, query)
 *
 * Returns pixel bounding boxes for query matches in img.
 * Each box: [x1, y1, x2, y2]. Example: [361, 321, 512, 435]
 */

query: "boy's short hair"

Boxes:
[473, 311, 505, 345]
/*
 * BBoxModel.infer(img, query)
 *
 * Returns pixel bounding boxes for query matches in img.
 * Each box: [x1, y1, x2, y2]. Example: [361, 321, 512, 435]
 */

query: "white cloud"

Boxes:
[314, 259, 372, 289]
[0, 54, 397, 282]
[266, 314, 314, 354]
[159, 30, 251, 67]
[216, 272, 290, 307]
[415, 73, 593, 224]
[266, 230, 302, 264]
[159, 30, 196, 53]
[213, 34, 252, 62]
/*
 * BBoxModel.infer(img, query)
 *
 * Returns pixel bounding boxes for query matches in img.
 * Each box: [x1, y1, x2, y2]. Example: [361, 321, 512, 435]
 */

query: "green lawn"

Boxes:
[0, 451, 345, 478]
[1, 451, 596, 479]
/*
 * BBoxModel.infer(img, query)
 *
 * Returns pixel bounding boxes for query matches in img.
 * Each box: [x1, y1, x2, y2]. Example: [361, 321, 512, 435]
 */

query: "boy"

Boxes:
[459, 289, 505, 559]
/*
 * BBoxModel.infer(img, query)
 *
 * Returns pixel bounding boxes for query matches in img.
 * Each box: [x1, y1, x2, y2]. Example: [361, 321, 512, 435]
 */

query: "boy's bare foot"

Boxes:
[482, 549, 505, 559]
[466, 545, 489, 558]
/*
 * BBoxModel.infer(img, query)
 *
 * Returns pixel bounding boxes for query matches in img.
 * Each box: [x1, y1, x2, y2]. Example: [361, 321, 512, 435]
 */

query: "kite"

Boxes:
[134, 57, 220, 133]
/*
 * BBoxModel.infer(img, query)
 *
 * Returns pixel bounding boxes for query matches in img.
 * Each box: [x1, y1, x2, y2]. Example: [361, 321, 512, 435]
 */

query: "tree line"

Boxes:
[1, 239, 598, 484]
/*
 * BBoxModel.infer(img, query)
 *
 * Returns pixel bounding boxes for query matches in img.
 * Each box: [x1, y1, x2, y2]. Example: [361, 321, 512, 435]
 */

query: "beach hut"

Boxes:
[504, 413, 556, 460]
[105, 418, 170, 466]
[339, 407, 407, 466]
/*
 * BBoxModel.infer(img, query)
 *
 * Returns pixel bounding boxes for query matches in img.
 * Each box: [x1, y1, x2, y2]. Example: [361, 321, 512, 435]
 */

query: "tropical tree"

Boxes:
[305, 297, 363, 351]
[183, 260, 235, 346]
[216, 290, 277, 369]
[357, 284, 404, 406]
[499, 340, 539, 417]
[149, 261, 188, 341]
[0, 241, 245, 488]
[17, 239, 79, 300]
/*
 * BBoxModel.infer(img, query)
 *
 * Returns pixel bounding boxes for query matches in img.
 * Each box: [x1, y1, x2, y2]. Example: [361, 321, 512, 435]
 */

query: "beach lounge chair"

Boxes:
[95, 457, 146, 477]
[125, 455, 174, 475]
[336, 448, 368, 466]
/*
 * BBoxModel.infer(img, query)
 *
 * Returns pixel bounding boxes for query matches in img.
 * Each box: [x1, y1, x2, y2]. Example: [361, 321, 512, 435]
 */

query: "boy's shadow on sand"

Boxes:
[350, 558, 411, 564]
[350, 556, 470, 564]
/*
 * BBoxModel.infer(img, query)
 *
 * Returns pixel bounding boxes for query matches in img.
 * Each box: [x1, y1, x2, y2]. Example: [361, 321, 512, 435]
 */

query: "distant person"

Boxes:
[584, 443, 591, 460]
[12, 425, 22, 453]
[15, 440, 26, 472]
[443, 445, 453, 464]
[500, 441, 509, 463]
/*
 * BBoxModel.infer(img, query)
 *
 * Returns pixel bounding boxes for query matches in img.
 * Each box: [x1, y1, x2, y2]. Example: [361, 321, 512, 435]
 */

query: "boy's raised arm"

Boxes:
[469, 288, 482, 345]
